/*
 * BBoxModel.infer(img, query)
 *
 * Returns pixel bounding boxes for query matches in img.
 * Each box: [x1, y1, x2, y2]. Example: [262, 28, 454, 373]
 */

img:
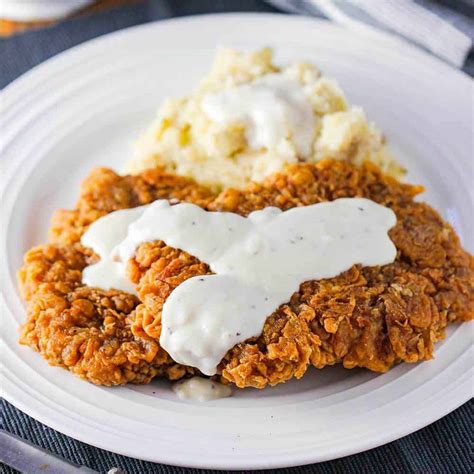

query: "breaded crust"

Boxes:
[18, 161, 474, 387]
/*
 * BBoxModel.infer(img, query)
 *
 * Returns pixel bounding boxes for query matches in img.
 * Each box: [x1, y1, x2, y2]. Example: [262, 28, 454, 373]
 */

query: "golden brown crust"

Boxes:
[49, 167, 213, 244]
[18, 160, 474, 387]
[17, 244, 190, 385]
[19, 167, 211, 385]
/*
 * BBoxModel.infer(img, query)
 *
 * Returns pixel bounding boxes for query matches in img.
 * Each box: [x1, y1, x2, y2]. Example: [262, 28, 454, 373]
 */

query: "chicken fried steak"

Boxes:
[18, 160, 474, 387]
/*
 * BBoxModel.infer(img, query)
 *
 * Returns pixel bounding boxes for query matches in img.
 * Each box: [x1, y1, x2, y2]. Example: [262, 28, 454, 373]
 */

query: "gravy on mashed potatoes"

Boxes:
[127, 48, 404, 189]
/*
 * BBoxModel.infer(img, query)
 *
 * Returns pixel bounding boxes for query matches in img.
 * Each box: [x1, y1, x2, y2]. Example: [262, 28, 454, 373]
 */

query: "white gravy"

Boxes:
[80, 206, 146, 295]
[88, 197, 396, 376]
[201, 73, 316, 157]
[172, 377, 232, 402]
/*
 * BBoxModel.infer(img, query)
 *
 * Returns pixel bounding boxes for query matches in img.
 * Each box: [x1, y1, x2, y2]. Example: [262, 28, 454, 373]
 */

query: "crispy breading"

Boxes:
[19, 168, 210, 385]
[18, 244, 194, 385]
[18, 161, 474, 387]
[49, 167, 213, 245]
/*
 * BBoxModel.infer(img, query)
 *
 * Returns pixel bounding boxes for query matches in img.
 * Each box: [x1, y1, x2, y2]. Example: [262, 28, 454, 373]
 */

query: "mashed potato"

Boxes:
[127, 48, 404, 189]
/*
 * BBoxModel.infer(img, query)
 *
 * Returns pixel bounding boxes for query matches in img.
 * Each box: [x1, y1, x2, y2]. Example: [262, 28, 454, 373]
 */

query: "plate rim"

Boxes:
[2, 385, 471, 470]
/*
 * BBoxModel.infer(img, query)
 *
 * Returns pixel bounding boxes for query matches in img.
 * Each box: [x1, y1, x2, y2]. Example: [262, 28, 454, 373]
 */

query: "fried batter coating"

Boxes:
[19, 161, 474, 387]
[18, 244, 193, 385]
[49, 167, 213, 245]
[19, 167, 209, 385]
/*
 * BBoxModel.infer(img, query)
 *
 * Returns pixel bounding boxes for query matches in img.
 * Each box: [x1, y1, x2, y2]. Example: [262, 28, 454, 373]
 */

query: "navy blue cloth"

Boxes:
[1, 1, 472, 472]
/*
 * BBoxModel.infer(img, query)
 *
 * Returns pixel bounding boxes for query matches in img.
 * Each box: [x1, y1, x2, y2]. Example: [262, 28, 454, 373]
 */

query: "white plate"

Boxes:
[1, 13, 473, 470]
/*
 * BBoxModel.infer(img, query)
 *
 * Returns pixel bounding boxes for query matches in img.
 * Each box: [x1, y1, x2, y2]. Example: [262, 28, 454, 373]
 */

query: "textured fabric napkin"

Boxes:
[267, 0, 473, 68]
[1, 1, 472, 473]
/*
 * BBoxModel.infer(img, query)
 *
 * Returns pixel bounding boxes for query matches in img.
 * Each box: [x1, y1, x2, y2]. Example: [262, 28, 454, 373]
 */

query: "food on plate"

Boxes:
[84, 196, 397, 377]
[127, 48, 404, 189]
[15, 49, 473, 397]
[18, 160, 474, 389]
